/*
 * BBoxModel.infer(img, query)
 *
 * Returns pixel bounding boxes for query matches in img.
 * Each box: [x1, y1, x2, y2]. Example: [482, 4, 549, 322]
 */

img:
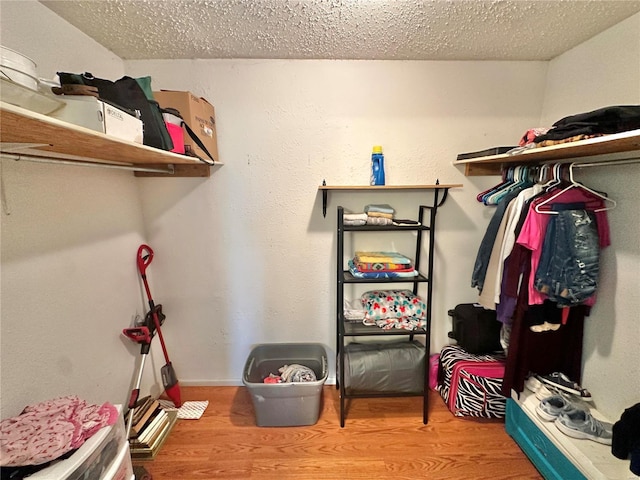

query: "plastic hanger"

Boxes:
[534, 162, 616, 214]
[487, 165, 535, 205]
[477, 168, 509, 202]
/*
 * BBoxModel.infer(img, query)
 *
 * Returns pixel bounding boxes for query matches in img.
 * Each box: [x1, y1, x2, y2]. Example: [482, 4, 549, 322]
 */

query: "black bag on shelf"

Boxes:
[447, 303, 503, 355]
[56, 72, 173, 151]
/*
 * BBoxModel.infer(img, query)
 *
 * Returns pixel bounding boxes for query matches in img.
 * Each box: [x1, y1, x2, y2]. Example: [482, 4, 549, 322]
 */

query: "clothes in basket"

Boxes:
[437, 344, 507, 418]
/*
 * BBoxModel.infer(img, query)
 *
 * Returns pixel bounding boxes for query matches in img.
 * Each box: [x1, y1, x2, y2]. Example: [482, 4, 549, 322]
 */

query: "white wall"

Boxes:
[540, 13, 640, 420]
[125, 58, 546, 384]
[0, 1, 162, 418]
[1, 1, 637, 426]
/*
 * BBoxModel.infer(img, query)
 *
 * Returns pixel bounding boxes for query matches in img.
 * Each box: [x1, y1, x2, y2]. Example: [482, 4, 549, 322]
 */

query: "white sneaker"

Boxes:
[524, 374, 559, 400]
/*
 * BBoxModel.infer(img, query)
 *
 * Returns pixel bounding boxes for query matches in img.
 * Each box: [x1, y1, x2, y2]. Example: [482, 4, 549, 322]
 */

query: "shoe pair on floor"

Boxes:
[536, 394, 613, 445]
[524, 372, 592, 402]
[525, 373, 612, 445]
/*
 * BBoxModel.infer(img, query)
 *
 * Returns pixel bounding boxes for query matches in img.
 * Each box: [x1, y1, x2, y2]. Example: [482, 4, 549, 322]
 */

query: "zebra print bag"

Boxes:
[437, 345, 507, 418]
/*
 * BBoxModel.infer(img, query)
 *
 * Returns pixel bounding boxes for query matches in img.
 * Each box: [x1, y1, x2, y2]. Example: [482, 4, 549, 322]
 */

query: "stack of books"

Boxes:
[127, 396, 178, 460]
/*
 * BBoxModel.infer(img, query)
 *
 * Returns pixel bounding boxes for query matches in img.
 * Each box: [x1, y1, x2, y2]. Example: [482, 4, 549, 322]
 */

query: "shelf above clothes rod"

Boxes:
[453, 128, 640, 176]
[0, 101, 221, 177]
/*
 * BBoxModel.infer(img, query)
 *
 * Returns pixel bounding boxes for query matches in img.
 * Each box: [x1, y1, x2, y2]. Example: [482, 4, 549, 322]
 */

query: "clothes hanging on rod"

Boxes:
[471, 166, 535, 291]
[469, 161, 617, 396]
[473, 162, 613, 314]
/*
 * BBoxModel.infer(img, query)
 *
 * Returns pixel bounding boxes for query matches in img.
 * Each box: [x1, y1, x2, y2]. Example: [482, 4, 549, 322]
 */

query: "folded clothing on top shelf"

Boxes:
[348, 259, 418, 278]
[343, 212, 368, 226]
[366, 216, 393, 226]
[393, 219, 421, 226]
[354, 260, 415, 272]
[364, 204, 395, 215]
[354, 251, 412, 265]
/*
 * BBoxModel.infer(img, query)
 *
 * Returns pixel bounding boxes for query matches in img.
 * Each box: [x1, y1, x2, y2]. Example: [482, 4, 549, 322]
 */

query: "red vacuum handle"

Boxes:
[137, 244, 155, 303]
[137, 244, 154, 277]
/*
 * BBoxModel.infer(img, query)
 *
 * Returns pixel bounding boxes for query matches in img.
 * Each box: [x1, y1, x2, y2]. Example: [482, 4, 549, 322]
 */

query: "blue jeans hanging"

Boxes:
[535, 207, 599, 306]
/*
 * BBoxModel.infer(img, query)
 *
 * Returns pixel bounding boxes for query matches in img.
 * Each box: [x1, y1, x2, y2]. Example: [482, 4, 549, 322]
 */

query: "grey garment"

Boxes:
[471, 190, 521, 291]
[279, 364, 317, 382]
[535, 209, 600, 306]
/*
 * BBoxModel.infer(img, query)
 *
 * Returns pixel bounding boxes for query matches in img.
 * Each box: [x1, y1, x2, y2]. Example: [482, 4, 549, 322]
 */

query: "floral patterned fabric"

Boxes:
[361, 290, 426, 330]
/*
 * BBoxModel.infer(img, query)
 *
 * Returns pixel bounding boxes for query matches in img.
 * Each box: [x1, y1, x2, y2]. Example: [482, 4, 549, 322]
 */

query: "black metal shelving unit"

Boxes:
[335, 186, 455, 427]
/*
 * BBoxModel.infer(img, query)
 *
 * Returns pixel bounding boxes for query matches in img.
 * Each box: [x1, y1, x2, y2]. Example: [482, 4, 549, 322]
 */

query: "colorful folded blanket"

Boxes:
[355, 260, 414, 272]
[362, 317, 427, 331]
[348, 259, 418, 278]
[354, 251, 412, 265]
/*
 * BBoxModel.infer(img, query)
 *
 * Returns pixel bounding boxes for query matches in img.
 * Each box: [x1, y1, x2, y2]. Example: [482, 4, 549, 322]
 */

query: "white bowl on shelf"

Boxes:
[0, 45, 38, 91]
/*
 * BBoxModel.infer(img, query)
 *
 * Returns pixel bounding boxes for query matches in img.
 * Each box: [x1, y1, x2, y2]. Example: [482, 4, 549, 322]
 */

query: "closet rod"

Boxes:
[0, 152, 175, 174]
[571, 157, 640, 169]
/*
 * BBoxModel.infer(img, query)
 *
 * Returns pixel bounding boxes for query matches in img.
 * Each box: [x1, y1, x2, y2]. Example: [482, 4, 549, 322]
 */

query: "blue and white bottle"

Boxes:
[370, 145, 385, 186]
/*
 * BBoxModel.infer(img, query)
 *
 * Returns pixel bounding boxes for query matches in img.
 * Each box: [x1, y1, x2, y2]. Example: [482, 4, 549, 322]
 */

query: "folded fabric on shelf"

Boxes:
[344, 218, 367, 226]
[362, 316, 427, 330]
[364, 204, 395, 215]
[343, 299, 366, 321]
[354, 260, 415, 272]
[392, 219, 421, 226]
[348, 259, 418, 278]
[366, 216, 393, 226]
[343, 212, 368, 226]
[354, 251, 412, 265]
[343, 212, 368, 222]
[366, 211, 394, 219]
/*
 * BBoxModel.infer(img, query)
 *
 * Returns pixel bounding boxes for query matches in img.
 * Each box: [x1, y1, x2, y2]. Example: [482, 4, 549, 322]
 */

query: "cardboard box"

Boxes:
[152, 90, 218, 163]
[49, 96, 143, 144]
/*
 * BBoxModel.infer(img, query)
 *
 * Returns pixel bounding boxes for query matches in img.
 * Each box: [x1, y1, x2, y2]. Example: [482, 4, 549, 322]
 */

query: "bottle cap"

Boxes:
[372, 146, 383, 154]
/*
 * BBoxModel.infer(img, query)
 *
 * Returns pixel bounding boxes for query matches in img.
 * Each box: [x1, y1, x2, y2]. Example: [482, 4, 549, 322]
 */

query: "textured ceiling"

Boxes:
[39, 0, 640, 61]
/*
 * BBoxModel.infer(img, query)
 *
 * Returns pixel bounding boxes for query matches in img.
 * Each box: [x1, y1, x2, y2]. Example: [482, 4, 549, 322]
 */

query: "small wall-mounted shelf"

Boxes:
[318, 184, 462, 217]
[0, 101, 221, 177]
[453, 128, 640, 176]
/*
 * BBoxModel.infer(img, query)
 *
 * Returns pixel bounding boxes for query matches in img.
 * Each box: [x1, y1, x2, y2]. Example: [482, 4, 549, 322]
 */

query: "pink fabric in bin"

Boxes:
[166, 122, 185, 154]
[0, 396, 118, 467]
[429, 353, 440, 390]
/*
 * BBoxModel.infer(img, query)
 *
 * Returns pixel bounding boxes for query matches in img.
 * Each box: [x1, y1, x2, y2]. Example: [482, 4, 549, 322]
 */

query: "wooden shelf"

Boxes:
[453, 128, 640, 176]
[318, 184, 461, 190]
[0, 101, 221, 177]
[318, 183, 462, 217]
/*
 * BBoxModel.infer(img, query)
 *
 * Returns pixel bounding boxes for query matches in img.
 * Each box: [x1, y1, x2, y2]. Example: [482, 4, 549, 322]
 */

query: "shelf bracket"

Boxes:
[436, 188, 449, 208]
[322, 179, 328, 217]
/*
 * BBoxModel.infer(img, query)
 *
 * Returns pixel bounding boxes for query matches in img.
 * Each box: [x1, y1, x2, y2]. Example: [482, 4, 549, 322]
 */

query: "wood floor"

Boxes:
[136, 386, 543, 480]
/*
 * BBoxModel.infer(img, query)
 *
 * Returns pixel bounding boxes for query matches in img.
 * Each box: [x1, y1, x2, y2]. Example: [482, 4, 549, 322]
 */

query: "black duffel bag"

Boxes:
[447, 303, 503, 354]
[56, 72, 173, 151]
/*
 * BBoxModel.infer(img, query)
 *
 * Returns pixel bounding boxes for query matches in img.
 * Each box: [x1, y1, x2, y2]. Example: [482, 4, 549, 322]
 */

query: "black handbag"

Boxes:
[447, 303, 503, 354]
[56, 72, 173, 151]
